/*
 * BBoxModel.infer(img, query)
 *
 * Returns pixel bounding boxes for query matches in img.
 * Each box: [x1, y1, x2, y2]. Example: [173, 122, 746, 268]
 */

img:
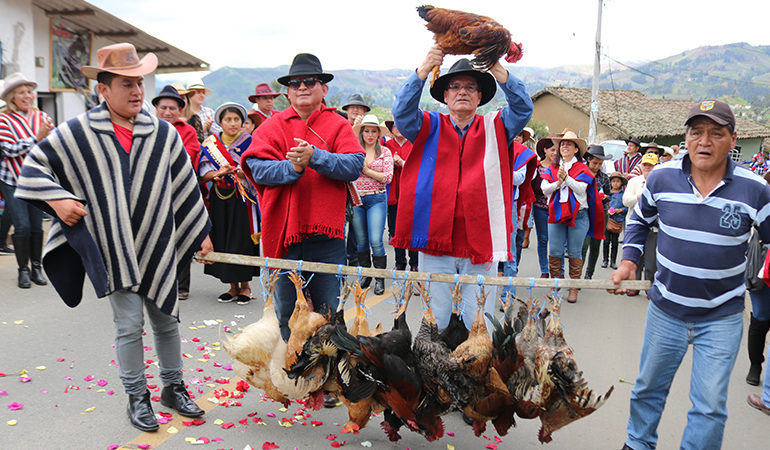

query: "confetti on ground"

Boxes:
[7, 420, 17, 426]
[485, 445, 498, 450]
[447, 445, 455, 450]
[14, 320, 23, 325]
[97, 379, 108, 386]
[18, 376, 31, 383]
[167, 426, 179, 434]
[8, 402, 23, 411]
[138, 445, 151, 449]
[35, 366, 46, 370]
[84, 375, 94, 382]
[360, 442, 372, 448]
[0, 391, 7, 396]
[262, 443, 279, 450]
[83, 406, 95, 413]
[330, 441, 346, 448]
[221, 422, 235, 429]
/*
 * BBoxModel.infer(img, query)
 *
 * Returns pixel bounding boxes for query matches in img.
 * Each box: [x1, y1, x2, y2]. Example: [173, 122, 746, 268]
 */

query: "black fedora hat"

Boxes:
[342, 93, 370, 112]
[429, 58, 496, 106]
[585, 144, 611, 160]
[277, 53, 334, 86]
[624, 137, 642, 147]
[152, 84, 184, 108]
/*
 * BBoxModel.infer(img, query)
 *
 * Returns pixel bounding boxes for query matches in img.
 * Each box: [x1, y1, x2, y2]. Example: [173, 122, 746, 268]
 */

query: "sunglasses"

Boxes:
[287, 77, 322, 90]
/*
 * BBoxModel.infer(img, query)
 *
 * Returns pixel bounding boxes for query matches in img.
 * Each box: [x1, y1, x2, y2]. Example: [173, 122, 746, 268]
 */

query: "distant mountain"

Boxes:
[191, 42, 770, 123]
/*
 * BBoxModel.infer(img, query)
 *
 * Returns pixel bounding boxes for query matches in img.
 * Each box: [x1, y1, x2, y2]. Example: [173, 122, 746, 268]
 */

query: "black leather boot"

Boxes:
[357, 251, 372, 288]
[29, 232, 47, 286]
[127, 390, 159, 431]
[372, 255, 387, 295]
[12, 235, 30, 289]
[161, 382, 204, 417]
[747, 316, 770, 386]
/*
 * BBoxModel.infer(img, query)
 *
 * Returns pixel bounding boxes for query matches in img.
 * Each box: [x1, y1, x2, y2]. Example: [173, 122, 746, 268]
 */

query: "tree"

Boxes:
[269, 80, 290, 111]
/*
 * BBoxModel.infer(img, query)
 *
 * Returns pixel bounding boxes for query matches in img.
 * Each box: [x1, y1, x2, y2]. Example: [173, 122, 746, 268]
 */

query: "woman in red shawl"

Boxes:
[540, 131, 603, 303]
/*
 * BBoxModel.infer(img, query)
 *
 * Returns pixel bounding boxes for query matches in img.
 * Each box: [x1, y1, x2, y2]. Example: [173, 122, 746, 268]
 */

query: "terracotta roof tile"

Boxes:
[532, 87, 770, 140]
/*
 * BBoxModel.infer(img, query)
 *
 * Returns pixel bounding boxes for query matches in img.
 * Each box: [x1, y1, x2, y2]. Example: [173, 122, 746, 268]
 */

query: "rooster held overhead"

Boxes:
[417, 5, 523, 85]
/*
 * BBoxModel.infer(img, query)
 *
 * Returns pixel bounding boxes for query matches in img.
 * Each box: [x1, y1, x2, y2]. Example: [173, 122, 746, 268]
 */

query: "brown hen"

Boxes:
[417, 5, 523, 85]
[285, 271, 328, 370]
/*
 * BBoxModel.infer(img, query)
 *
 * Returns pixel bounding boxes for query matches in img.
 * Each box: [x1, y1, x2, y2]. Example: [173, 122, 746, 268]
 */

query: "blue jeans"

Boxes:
[418, 253, 496, 332]
[533, 206, 549, 275]
[0, 181, 43, 237]
[548, 209, 589, 260]
[749, 283, 770, 321]
[626, 301, 742, 450]
[109, 290, 183, 395]
[501, 212, 519, 298]
[274, 237, 345, 341]
[351, 192, 387, 257]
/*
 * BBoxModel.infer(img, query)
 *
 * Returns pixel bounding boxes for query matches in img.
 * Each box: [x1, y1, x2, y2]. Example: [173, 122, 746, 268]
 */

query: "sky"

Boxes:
[89, 0, 767, 77]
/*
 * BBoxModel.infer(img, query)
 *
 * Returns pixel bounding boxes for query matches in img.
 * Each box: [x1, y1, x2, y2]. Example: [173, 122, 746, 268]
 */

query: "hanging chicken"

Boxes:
[417, 5, 524, 85]
[222, 270, 289, 404]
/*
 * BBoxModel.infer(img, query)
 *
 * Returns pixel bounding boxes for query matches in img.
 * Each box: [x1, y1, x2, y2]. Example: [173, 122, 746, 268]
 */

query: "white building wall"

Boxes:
[0, 0, 35, 77]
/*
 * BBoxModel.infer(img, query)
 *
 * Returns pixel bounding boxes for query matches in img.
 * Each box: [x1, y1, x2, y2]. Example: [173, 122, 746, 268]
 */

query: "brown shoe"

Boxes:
[567, 257, 583, 303]
[747, 394, 770, 415]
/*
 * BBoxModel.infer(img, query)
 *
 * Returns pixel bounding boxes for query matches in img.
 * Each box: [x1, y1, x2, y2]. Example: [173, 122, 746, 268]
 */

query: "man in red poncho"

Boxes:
[242, 53, 365, 341]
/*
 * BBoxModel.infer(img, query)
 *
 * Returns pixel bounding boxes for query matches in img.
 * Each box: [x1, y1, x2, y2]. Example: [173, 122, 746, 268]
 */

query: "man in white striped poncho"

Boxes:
[611, 100, 770, 450]
[15, 43, 213, 433]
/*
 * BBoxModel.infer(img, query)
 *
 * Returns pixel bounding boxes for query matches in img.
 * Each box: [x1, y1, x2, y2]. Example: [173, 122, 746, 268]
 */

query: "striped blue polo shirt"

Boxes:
[623, 154, 770, 322]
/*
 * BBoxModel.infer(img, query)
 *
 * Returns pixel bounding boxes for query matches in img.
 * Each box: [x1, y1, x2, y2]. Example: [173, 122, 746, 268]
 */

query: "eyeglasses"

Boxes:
[447, 83, 480, 93]
[287, 77, 321, 90]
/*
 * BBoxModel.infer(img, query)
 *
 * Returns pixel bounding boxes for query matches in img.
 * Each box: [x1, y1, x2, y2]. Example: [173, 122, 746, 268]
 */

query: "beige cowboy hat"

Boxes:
[186, 79, 212, 96]
[170, 81, 190, 96]
[551, 130, 588, 157]
[353, 114, 389, 136]
[80, 43, 158, 80]
[1, 72, 38, 99]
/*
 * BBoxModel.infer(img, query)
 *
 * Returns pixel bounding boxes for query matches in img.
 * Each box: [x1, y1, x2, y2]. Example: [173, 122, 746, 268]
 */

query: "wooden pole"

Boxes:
[196, 252, 650, 291]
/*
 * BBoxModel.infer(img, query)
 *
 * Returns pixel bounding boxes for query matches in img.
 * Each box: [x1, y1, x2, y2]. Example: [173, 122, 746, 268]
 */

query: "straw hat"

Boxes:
[80, 43, 158, 80]
[170, 82, 190, 96]
[186, 79, 212, 95]
[1, 73, 38, 99]
[609, 171, 628, 186]
[352, 114, 388, 136]
[551, 130, 588, 157]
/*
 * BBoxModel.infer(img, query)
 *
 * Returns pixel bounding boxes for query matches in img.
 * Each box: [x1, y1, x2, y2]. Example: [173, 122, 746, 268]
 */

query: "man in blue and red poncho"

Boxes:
[391, 44, 533, 331]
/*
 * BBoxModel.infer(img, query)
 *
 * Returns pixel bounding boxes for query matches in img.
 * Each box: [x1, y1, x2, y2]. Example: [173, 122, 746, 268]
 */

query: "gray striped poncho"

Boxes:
[15, 104, 211, 318]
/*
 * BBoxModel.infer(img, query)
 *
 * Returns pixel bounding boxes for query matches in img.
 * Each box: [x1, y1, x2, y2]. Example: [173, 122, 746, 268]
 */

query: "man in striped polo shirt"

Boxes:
[611, 100, 770, 450]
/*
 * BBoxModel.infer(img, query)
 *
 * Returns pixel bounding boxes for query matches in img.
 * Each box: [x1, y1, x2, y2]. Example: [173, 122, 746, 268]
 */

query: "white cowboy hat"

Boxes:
[352, 114, 389, 136]
[1, 73, 38, 99]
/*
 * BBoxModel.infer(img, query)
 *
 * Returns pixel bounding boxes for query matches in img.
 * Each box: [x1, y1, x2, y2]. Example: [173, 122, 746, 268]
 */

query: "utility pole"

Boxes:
[588, 0, 603, 144]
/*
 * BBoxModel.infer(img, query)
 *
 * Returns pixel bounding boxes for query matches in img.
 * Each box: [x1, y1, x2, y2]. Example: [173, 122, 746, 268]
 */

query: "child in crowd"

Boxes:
[602, 172, 628, 269]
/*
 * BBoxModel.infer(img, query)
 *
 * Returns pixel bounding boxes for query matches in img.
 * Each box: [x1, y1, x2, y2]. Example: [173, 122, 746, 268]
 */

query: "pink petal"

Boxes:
[8, 402, 23, 411]
[83, 375, 94, 382]
[97, 380, 108, 387]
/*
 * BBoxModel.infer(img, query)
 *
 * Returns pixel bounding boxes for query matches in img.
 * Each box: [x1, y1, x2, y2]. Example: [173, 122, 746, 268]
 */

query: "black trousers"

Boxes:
[602, 231, 620, 264]
[387, 204, 418, 269]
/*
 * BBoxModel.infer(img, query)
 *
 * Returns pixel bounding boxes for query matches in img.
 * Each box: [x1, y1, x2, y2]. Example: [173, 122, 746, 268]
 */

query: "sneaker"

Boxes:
[178, 291, 189, 301]
[0, 245, 13, 255]
[236, 295, 252, 305]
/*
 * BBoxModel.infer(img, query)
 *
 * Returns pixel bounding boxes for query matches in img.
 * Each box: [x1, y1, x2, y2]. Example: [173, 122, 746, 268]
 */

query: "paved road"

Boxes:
[0, 242, 767, 449]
